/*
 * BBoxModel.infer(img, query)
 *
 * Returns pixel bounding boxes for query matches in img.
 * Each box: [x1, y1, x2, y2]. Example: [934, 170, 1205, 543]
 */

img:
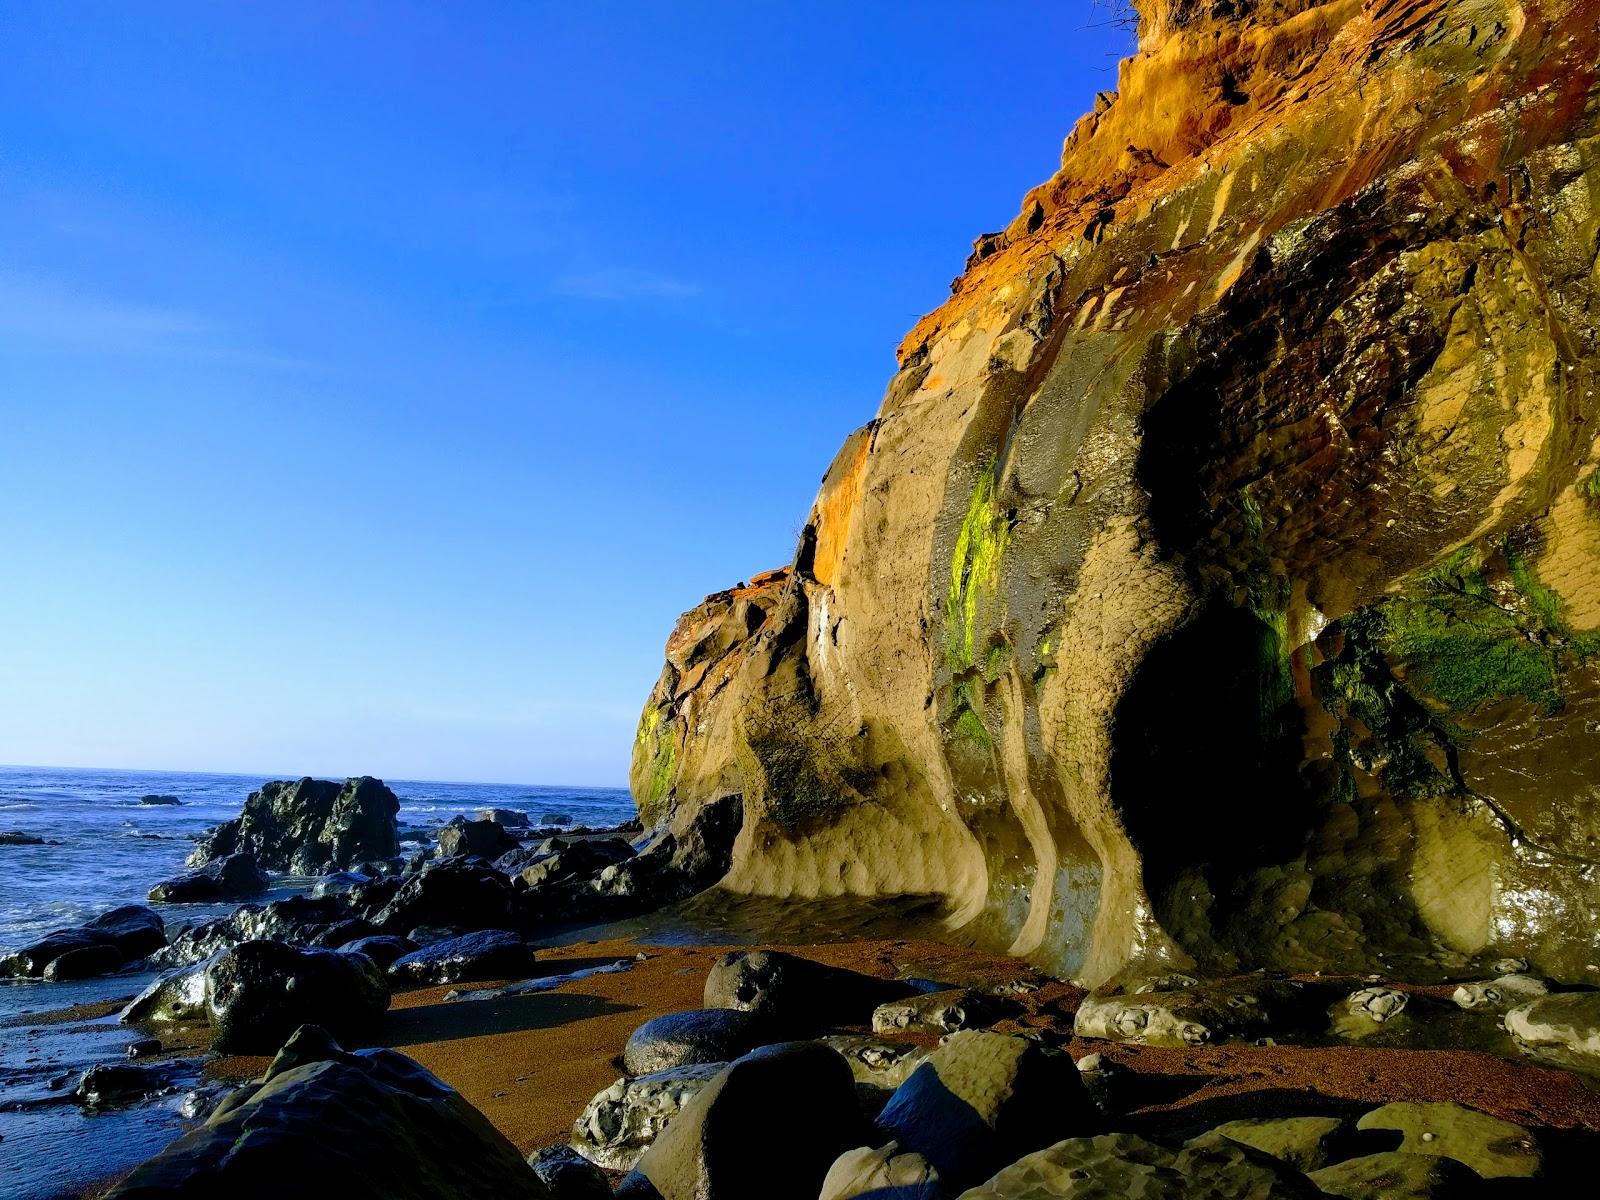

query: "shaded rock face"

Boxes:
[204, 940, 390, 1054]
[189, 776, 400, 875]
[104, 1036, 550, 1199]
[633, 0, 1600, 986]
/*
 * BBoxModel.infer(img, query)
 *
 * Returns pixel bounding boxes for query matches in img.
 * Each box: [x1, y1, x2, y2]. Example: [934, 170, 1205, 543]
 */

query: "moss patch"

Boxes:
[945, 466, 1011, 672]
[1578, 468, 1600, 504]
[634, 704, 678, 828]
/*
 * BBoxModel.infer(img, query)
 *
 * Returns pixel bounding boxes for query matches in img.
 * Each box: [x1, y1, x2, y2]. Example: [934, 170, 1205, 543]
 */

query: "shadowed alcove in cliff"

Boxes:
[1108, 603, 1321, 965]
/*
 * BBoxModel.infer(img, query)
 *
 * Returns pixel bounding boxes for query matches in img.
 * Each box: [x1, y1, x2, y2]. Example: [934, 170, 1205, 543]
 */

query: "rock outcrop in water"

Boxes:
[634, 0, 1600, 986]
[189, 776, 401, 875]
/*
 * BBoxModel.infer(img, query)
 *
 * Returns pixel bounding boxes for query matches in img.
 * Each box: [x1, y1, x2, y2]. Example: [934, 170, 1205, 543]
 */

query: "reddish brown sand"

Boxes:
[202, 936, 1600, 1160]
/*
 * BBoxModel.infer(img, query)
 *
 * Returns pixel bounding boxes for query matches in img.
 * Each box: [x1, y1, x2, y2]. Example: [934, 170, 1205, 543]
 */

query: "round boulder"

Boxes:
[205, 940, 390, 1054]
[622, 1008, 773, 1075]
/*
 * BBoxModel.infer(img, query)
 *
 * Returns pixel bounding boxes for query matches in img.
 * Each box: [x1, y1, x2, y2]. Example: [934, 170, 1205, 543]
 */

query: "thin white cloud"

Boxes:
[552, 266, 701, 303]
[0, 273, 318, 371]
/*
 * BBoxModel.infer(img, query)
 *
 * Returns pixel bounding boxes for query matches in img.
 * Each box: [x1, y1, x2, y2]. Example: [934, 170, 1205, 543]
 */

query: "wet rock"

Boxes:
[139, 794, 182, 805]
[622, 1008, 773, 1075]
[540, 811, 575, 825]
[618, 1041, 862, 1200]
[871, 988, 1010, 1036]
[188, 775, 401, 875]
[438, 817, 519, 861]
[373, 858, 516, 934]
[104, 1038, 552, 1199]
[1451, 974, 1549, 1012]
[1356, 1101, 1541, 1179]
[312, 870, 372, 897]
[127, 1037, 163, 1059]
[960, 1132, 1318, 1198]
[1073, 978, 1314, 1048]
[148, 852, 269, 903]
[819, 1036, 928, 1088]
[387, 929, 535, 986]
[347, 874, 402, 916]
[528, 1144, 610, 1198]
[819, 1142, 941, 1200]
[3, 905, 166, 978]
[704, 949, 915, 1030]
[518, 837, 635, 890]
[1505, 991, 1600, 1069]
[1189, 1115, 1348, 1172]
[1308, 1151, 1482, 1199]
[571, 1062, 725, 1171]
[480, 807, 530, 828]
[339, 934, 417, 970]
[75, 1063, 172, 1109]
[151, 895, 357, 966]
[205, 940, 390, 1054]
[875, 1031, 1095, 1192]
[122, 957, 215, 1024]
[44, 941, 126, 980]
[0, 830, 47, 844]
[309, 917, 380, 948]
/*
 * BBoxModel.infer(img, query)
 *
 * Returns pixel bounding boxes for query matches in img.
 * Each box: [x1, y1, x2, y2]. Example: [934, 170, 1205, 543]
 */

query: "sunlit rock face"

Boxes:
[633, 0, 1600, 986]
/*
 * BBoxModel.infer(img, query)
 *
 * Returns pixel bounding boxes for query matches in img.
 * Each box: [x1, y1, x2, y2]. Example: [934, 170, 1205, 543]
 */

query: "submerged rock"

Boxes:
[139, 794, 182, 806]
[104, 1035, 551, 1198]
[189, 775, 400, 875]
[571, 1062, 725, 1171]
[1308, 1151, 1481, 1200]
[1451, 974, 1549, 1012]
[205, 940, 389, 1054]
[1505, 991, 1600, 1070]
[622, 1008, 773, 1075]
[618, 1042, 863, 1200]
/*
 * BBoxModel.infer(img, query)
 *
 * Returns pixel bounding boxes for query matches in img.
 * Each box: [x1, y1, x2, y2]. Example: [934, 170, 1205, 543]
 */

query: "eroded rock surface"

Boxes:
[629, 0, 1600, 987]
[189, 775, 400, 875]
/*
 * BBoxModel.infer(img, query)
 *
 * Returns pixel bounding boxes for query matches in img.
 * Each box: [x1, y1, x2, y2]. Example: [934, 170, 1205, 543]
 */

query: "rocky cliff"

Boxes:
[632, 0, 1600, 986]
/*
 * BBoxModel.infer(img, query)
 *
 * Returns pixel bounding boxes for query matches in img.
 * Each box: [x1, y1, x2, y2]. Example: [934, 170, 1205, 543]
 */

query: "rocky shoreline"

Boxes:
[1, 774, 1598, 1197]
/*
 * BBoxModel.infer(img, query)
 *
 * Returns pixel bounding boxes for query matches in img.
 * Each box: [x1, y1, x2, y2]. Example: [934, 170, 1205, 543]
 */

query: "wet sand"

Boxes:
[200, 936, 1600, 1161]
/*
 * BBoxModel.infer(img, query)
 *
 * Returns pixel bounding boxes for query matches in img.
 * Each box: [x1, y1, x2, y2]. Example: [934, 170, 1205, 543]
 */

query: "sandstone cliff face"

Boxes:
[633, 0, 1600, 986]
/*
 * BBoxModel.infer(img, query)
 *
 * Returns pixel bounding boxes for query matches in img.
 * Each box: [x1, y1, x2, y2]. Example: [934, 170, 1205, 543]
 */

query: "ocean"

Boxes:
[0, 764, 634, 1199]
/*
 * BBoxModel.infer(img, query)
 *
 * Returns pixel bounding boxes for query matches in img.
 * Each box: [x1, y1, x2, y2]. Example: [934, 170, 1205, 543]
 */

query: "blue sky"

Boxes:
[0, 2, 1130, 786]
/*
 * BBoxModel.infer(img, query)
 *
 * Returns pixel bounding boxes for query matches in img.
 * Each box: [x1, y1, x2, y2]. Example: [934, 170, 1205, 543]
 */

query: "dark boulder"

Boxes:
[149, 853, 268, 903]
[105, 1031, 552, 1199]
[517, 837, 635, 890]
[188, 775, 401, 875]
[151, 895, 356, 966]
[75, 1062, 173, 1109]
[479, 807, 530, 828]
[339, 935, 417, 970]
[437, 817, 519, 861]
[310, 918, 380, 948]
[139, 794, 182, 806]
[205, 941, 390, 1054]
[373, 858, 516, 934]
[3, 905, 167, 978]
[617, 1042, 864, 1200]
[46, 942, 127, 980]
[84, 905, 168, 959]
[623, 1008, 774, 1075]
[703, 949, 917, 1030]
[874, 1031, 1096, 1193]
[539, 811, 575, 825]
[387, 930, 535, 986]
[0, 830, 47, 845]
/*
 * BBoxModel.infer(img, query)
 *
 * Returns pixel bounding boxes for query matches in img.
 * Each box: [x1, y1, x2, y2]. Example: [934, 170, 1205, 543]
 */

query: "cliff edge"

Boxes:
[632, 0, 1600, 986]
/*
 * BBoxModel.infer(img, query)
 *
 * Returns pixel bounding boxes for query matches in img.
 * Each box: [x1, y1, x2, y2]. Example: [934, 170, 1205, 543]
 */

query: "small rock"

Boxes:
[479, 807, 530, 828]
[622, 1008, 773, 1075]
[1452, 973, 1549, 1012]
[1344, 986, 1409, 1022]
[571, 1062, 725, 1171]
[871, 988, 1008, 1036]
[126, 1038, 163, 1059]
[75, 1063, 169, 1109]
[819, 1141, 941, 1200]
[528, 1143, 610, 1197]
[139, 794, 182, 805]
